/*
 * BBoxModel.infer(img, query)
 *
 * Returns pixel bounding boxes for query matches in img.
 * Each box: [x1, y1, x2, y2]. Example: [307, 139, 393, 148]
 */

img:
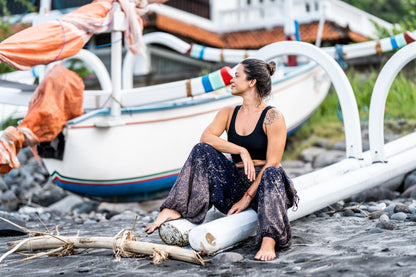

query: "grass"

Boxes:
[283, 65, 416, 161]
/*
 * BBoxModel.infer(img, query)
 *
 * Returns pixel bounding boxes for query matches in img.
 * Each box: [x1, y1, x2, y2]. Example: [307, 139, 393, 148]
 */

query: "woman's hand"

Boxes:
[227, 193, 252, 215]
[240, 148, 256, 181]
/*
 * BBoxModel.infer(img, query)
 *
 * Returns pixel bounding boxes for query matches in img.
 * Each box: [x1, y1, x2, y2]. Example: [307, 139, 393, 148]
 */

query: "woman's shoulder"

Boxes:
[219, 105, 238, 116]
[264, 107, 285, 126]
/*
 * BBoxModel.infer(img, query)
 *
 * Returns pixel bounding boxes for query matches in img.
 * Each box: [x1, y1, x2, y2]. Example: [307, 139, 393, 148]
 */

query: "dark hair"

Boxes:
[241, 59, 276, 99]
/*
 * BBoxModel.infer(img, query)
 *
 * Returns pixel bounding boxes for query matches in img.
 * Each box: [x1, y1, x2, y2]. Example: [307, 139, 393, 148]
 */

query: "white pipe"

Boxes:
[110, 2, 125, 118]
[188, 134, 416, 253]
[72, 50, 112, 92]
[315, 1, 329, 47]
[249, 41, 362, 159]
[189, 209, 257, 253]
[39, 0, 52, 16]
[369, 42, 416, 162]
[290, 144, 416, 220]
[284, 0, 295, 36]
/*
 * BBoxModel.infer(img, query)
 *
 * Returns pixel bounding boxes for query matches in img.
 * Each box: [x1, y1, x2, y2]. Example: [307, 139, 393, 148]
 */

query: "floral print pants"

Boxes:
[160, 143, 298, 248]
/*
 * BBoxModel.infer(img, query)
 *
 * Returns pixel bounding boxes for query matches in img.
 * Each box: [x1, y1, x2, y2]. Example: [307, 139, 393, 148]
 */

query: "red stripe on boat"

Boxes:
[404, 31, 415, 44]
[220, 66, 233, 85]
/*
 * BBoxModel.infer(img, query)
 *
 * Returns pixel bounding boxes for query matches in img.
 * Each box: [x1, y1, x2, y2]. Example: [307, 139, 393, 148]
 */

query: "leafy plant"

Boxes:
[283, 65, 416, 160]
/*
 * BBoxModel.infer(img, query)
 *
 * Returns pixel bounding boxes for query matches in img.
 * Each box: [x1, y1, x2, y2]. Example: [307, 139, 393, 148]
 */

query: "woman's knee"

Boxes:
[192, 142, 215, 153]
[259, 166, 284, 190]
[263, 166, 283, 177]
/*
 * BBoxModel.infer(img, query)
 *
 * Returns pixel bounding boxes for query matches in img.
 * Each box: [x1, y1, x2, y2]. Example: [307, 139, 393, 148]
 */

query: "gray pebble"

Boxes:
[390, 212, 407, 221]
[384, 204, 396, 213]
[379, 214, 390, 223]
[354, 213, 366, 218]
[376, 221, 394, 230]
[0, 178, 8, 191]
[394, 204, 411, 214]
[369, 211, 386, 220]
[368, 228, 383, 234]
[212, 252, 244, 263]
[343, 209, 355, 217]
[406, 214, 416, 222]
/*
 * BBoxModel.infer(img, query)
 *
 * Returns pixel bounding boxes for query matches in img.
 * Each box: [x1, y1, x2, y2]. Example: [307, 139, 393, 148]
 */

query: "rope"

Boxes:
[335, 44, 346, 69]
[112, 229, 136, 261]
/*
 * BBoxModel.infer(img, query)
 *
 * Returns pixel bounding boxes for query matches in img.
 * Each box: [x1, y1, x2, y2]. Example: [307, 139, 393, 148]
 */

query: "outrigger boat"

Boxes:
[0, 0, 415, 202]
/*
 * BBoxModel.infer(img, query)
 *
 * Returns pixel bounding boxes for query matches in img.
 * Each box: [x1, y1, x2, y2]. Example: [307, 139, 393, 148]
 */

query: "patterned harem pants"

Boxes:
[160, 143, 299, 248]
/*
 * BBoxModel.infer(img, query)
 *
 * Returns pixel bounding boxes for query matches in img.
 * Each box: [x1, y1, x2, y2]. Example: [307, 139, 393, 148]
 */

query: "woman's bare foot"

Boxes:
[254, 237, 276, 261]
[145, 208, 181, 234]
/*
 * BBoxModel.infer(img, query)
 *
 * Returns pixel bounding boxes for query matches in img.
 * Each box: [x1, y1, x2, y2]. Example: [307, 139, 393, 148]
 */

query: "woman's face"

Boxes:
[230, 64, 251, 95]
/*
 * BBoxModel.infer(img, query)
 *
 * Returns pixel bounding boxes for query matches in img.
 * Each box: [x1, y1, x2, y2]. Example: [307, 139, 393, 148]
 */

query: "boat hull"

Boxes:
[43, 63, 330, 202]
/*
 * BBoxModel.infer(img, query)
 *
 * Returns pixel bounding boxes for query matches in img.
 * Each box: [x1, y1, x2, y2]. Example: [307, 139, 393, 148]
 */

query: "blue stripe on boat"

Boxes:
[199, 46, 206, 59]
[52, 171, 180, 202]
[201, 75, 213, 92]
[390, 36, 398, 50]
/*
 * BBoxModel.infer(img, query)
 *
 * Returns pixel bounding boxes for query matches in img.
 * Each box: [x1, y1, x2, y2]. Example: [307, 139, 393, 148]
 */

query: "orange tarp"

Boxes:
[0, 0, 168, 71]
[0, 64, 84, 173]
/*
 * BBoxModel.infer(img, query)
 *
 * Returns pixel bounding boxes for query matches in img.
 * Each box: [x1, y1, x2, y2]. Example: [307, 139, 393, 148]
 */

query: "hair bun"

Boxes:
[267, 61, 276, 76]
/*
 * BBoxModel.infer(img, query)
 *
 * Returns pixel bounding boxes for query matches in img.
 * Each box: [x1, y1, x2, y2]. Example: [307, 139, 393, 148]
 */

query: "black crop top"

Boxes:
[228, 105, 273, 164]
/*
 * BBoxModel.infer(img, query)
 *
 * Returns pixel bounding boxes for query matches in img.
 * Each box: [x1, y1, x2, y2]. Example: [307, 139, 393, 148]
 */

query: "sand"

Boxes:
[1, 210, 416, 277]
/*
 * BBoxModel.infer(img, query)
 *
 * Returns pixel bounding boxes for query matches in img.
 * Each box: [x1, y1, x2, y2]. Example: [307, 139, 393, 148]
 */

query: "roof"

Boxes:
[146, 13, 368, 49]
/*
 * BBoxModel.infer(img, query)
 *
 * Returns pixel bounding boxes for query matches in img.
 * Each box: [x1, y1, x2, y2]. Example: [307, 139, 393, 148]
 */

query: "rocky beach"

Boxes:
[1, 123, 416, 276]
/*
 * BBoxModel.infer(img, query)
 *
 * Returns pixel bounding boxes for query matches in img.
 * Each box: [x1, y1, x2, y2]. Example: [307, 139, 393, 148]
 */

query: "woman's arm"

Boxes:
[200, 107, 256, 181]
[228, 108, 287, 214]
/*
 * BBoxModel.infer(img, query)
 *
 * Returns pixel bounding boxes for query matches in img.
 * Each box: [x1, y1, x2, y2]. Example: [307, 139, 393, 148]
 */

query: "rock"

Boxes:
[281, 160, 306, 168]
[312, 150, 345, 168]
[283, 163, 313, 177]
[32, 182, 67, 207]
[331, 141, 346, 152]
[109, 211, 140, 222]
[368, 228, 383, 234]
[384, 204, 396, 213]
[379, 214, 390, 223]
[313, 139, 331, 149]
[401, 184, 416, 198]
[212, 252, 244, 263]
[97, 202, 143, 214]
[0, 190, 19, 211]
[361, 139, 370, 152]
[46, 194, 85, 214]
[299, 147, 326, 163]
[0, 214, 27, 236]
[367, 203, 387, 212]
[351, 187, 399, 203]
[404, 170, 416, 191]
[369, 211, 387, 220]
[380, 175, 405, 191]
[0, 178, 8, 191]
[343, 209, 355, 217]
[390, 212, 407, 221]
[376, 221, 394, 230]
[394, 204, 411, 214]
[406, 214, 416, 222]
[72, 201, 100, 215]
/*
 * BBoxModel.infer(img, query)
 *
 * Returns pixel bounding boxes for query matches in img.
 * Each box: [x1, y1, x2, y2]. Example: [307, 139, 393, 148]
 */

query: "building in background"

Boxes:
[4, 0, 394, 84]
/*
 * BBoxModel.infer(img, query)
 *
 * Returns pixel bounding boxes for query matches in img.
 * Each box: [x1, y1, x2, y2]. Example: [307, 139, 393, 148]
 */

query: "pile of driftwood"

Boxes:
[0, 217, 205, 266]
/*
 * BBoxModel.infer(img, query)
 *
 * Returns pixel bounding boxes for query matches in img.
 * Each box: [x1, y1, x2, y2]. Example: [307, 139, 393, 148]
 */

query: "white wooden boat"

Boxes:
[44, 57, 330, 202]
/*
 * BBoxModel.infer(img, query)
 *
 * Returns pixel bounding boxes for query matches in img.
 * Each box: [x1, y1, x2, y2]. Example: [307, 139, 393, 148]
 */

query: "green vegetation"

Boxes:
[283, 66, 416, 160]
[342, 0, 409, 23]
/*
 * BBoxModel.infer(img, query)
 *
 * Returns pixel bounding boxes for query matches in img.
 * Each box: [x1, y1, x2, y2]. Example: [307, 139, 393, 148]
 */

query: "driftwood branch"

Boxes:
[7, 234, 204, 265]
[0, 217, 205, 266]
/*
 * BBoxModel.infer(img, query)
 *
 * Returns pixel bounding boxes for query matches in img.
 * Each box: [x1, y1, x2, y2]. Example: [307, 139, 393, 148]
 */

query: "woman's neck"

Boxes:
[241, 96, 265, 113]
